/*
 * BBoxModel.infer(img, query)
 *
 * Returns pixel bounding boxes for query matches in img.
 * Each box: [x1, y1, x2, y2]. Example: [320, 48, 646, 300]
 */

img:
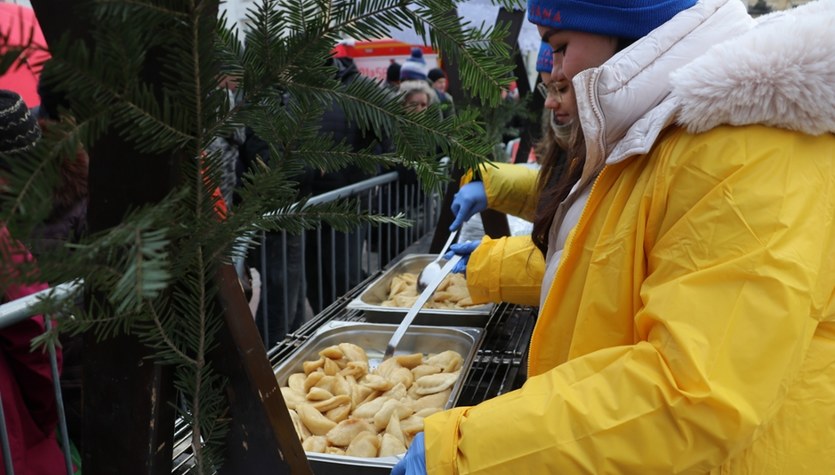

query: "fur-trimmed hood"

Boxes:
[673, 0, 835, 135]
[574, 0, 835, 169]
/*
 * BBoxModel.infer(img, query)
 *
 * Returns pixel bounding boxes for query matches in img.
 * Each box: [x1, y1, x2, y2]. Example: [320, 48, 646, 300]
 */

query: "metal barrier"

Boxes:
[253, 170, 444, 345]
[0, 282, 79, 475]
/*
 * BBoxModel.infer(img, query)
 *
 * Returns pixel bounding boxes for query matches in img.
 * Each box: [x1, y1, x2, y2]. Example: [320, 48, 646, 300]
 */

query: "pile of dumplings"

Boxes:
[279, 342, 464, 458]
[381, 272, 477, 309]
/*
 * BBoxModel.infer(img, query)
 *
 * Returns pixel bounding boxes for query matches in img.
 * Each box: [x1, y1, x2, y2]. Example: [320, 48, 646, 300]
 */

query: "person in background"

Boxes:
[398, 47, 429, 82]
[399, 79, 435, 114]
[502, 79, 520, 103]
[394, 0, 835, 473]
[304, 54, 380, 314]
[30, 73, 88, 258]
[207, 74, 246, 207]
[370, 78, 437, 262]
[427, 67, 455, 118]
[0, 89, 65, 475]
[535, 40, 553, 84]
[436, 42, 579, 307]
[239, 124, 314, 345]
[385, 60, 401, 92]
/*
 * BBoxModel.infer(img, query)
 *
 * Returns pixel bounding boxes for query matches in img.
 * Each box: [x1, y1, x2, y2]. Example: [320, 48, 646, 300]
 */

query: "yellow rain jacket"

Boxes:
[425, 0, 835, 473]
[463, 163, 543, 307]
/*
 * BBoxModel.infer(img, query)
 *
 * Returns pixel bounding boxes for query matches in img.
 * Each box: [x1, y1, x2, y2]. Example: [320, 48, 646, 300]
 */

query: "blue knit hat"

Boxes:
[527, 0, 697, 39]
[536, 42, 553, 73]
[399, 48, 428, 81]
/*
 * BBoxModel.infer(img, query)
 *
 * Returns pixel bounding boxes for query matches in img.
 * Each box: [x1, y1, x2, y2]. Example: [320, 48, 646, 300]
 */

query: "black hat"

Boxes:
[428, 68, 446, 83]
[386, 60, 401, 83]
[0, 90, 40, 153]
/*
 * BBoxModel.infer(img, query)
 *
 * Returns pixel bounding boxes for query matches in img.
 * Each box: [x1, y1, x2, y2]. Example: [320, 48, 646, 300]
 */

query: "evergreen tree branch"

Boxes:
[149, 304, 198, 366]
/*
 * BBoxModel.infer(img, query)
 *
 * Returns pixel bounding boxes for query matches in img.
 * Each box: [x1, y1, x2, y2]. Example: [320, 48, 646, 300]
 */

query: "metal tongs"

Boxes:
[382, 253, 463, 361]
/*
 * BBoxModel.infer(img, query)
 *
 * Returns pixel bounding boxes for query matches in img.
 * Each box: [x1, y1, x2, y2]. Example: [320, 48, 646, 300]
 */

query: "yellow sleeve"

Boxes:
[425, 128, 835, 474]
[461, 163, 540, 221]
[465, 235, 542, 307]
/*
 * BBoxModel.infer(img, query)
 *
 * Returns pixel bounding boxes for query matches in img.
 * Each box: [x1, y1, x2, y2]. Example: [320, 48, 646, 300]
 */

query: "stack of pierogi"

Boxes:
[279, 342, 464, 458]
[381, 272, 476, 309]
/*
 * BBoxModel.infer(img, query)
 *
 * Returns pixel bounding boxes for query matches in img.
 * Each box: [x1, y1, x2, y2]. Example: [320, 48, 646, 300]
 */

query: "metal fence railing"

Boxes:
[0, 281, 78, 475]
[251, 169, 445, 346]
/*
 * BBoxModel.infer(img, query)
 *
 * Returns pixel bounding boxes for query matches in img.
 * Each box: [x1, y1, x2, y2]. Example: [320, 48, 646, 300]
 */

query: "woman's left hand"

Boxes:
[391, 432, 427, 475]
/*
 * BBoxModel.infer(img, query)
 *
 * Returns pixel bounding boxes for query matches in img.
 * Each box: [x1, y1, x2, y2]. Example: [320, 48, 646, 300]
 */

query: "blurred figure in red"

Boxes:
[0, 89, 64, 475]
[0, 4, 50, 107]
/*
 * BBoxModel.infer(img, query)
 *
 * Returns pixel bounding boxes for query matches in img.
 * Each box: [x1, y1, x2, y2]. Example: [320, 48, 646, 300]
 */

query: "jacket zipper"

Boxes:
[527, 70, 610, 377]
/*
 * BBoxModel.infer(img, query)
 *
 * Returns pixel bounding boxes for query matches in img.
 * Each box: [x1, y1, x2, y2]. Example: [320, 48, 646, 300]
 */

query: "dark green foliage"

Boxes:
[1, 0, 520, 471]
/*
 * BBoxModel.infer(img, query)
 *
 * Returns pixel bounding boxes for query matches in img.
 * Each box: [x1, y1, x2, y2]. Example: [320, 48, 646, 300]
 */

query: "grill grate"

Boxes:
[268, 271, 538, 405]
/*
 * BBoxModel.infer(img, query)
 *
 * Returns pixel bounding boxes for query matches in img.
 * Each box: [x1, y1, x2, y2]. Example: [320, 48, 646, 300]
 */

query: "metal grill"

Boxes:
[267, 270, 538, 408]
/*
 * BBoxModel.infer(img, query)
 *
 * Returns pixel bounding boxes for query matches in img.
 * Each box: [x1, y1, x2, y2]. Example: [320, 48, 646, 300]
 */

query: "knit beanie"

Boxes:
[399, 48, 428, 81]
[536, 42, 553, 73]
[427, 68, 446, 83]
[0, 90, 40, 153]
[386, 61, 402, 83]
[527, 0, 697, 39]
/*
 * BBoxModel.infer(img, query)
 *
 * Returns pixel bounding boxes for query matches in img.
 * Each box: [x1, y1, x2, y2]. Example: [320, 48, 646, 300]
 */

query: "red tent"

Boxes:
[0, 3, 50, 107]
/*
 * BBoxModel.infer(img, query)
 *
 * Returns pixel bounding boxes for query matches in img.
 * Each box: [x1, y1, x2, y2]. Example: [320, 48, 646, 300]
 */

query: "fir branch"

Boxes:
[191, 245, 209, 472]
[149, 303, 198, 366]
[261, 199, 411, 234]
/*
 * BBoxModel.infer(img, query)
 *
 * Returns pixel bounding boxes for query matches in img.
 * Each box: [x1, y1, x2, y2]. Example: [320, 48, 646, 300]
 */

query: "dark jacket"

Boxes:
[312, 57, 378, 194]
[30, 121, 88, 258]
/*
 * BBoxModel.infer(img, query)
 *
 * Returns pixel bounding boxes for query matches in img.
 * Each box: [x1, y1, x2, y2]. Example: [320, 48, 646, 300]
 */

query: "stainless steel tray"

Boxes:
[273, 320, 484, 472]
[346, 254, 494, 327]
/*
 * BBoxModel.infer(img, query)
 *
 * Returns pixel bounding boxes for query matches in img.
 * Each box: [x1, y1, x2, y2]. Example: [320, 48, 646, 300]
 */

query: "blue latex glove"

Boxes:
[449, 181, 487, 231]
[391, 432, 427, 475]
[443, 240, 480, 274]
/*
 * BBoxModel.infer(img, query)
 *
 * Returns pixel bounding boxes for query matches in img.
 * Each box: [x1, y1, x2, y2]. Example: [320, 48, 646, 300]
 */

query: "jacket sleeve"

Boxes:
[424, 128, 835, 474]
[462, 163, 540, 221]
[465, 235, 543, 307]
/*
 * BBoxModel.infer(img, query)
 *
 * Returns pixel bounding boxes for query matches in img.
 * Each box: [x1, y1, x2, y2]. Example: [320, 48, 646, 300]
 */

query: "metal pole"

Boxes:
[45, 317, 74, 475]
[280, 230, 289, 339]
[259, 230, 269, 345]
[0, 393, 13, 475]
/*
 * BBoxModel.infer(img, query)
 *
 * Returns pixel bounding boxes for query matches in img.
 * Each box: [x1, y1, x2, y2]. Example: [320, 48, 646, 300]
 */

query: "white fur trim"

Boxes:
[672, 0, 835, 135]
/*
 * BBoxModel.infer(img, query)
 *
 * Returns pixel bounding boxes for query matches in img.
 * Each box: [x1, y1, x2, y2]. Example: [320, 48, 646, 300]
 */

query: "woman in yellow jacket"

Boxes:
[393, 0, 835, 473]
[445, 42, 577, 307]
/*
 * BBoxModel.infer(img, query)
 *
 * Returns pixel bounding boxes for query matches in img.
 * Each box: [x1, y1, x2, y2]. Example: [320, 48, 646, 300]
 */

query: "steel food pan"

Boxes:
[347, 254, 494, 327]
[273, 320, 484, 472]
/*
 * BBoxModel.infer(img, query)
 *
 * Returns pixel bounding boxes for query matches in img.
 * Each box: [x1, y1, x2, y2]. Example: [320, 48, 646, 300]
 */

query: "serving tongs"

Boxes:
[382, 253, 463, 361]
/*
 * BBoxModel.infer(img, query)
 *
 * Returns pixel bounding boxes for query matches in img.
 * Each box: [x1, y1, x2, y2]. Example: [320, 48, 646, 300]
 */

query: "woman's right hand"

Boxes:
[449, 182, 487, 231]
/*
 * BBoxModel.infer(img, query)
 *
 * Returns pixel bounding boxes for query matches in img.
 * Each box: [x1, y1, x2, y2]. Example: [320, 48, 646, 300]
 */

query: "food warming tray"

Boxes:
[346, 254, 494, 327]
[273, 320, 484, 474]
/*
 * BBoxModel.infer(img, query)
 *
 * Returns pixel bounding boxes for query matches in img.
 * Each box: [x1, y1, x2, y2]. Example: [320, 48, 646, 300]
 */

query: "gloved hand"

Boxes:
[449, 181, 487, 231]
[443, 240, 480, 274]
[391, 432, 427, 475]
